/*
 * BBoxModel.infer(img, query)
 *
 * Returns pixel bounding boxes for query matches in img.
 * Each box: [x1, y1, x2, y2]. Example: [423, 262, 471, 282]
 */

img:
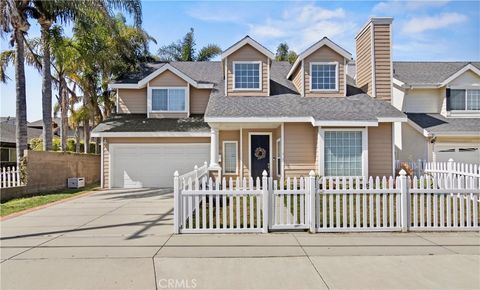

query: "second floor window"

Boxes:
[234, 62, 261, 90]
[151, 88, 186, 111]
[448, 89, 480, 111]
[311, 63, 338, 91]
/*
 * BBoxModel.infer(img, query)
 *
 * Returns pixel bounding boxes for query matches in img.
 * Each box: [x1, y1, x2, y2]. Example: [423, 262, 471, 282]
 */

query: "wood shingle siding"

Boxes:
[284, 123, 317, 177]
[373, 24, 392, 100]
[118, 88, 147, 114]
[368, 123, 393, 177]
[355, 26, 372, 96]
[149, 70, 188, 87]
[304, 46, 345, 97]
[292, 64, 303, 96]
[226, 44, 269, 96]
[190, 88, 211, 114]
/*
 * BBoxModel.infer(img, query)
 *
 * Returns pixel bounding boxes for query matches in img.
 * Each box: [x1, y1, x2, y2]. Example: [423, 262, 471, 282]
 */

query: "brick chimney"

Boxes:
[355, 17, 393, 100]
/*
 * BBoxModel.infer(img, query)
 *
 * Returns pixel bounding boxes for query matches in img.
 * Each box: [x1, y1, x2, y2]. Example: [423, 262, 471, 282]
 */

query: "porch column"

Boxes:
[209, 127, 220, 168]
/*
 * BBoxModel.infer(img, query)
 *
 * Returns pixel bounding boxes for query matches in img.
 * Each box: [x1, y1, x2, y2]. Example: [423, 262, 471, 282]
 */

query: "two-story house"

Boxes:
[92, 17, 406, 189]
[392, 62, 480, 163]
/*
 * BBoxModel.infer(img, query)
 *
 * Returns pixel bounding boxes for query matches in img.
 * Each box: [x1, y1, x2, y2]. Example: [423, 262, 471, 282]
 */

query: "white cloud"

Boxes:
[247, 3, 356, 52]
[402, 12, 468, 34]
[373, 0, 450, 13]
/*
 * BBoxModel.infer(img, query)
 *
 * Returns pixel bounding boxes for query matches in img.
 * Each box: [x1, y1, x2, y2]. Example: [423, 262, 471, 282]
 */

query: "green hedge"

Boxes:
[30, 137, 96, 153]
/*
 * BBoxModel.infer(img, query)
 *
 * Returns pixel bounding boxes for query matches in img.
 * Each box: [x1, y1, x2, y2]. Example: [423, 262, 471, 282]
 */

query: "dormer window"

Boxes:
[233, 61, 261, 90]
[311, 62, 338, 91]
[448, 89, 480, 111]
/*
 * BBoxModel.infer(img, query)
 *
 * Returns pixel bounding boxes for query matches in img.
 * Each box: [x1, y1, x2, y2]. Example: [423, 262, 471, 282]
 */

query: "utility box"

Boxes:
[67, 177, 85, 189]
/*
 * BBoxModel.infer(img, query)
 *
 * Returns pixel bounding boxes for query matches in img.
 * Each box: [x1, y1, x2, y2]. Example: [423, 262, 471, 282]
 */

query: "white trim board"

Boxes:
[91, 131, 211, 138]
[222, 140, 239, 175]
[221, 36, 275, 60]
[148, 86, 189, 114]
[248, 132, 273, 177]
[205, 116, 405, 125]
[309, 62, 339, 92]
[232, 61, 263, 91]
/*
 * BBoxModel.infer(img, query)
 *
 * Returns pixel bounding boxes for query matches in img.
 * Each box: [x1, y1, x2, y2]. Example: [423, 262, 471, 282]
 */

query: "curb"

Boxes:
[0, 188, 100, 221]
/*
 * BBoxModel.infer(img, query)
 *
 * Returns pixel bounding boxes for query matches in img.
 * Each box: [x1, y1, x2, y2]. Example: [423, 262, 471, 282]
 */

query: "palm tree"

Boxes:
[0, 0, 31, 163]
[158, 28, 222, 61]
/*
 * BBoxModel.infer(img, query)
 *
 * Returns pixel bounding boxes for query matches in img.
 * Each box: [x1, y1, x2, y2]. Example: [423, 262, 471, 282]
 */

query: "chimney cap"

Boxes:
[355, 17, 393, 40]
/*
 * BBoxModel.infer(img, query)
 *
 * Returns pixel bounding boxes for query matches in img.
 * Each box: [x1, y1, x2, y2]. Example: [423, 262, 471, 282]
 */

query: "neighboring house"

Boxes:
[92, 17, 406, 189]
[0, 118, 43, 167]
[28, 117, 85, 140]
[392, 62, 480, 163]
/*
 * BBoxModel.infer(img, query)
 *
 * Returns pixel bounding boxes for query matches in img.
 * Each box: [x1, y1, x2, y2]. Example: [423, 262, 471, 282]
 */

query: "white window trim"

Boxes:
[222, 140, 238, 175]
[232, 61, 262, 91]
[310, 61, 339, 92]
[248, 132, 273, 177]
[318, 128, 368, 178]
[148, 86, 189, 113]
[276, 138, 281, 178]
[448, 88, 480, 112]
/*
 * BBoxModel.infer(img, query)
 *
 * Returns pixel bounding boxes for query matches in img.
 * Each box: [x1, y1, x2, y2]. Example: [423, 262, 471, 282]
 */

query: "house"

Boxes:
[392, 62, 480, 163]
[28, 117, 85, 140]
[0, 117, 43, 167]
[92, 17, 406, 189]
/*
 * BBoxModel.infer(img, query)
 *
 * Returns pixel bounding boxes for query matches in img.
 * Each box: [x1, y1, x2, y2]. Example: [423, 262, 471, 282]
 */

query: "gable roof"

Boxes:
[287, 37, 353, 79]
[0, 122, 42, 144]
[221, 36, 275, 60]
[407, 113, 480, 137]
[393, 61, 480, 87]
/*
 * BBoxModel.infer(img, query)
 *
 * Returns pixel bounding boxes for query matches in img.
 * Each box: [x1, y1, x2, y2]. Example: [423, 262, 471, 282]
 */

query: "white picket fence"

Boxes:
[0, 166, 23, 188]
[173, 169, 479, 234]
[424, 159, 480, 181]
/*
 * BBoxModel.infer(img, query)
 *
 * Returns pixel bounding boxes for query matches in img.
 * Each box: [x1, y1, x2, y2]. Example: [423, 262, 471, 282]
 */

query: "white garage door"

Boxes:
[434, 144, 480, 163]
[110, 143, 210, 188]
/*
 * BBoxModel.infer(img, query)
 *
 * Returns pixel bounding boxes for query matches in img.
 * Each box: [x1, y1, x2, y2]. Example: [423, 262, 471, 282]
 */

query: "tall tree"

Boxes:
[158, 28, 221, 61]
[0, 0, 31, 163]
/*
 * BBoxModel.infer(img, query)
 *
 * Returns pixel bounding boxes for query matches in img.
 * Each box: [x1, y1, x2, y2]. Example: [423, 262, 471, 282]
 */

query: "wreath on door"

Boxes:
[254, 147, 267, 160]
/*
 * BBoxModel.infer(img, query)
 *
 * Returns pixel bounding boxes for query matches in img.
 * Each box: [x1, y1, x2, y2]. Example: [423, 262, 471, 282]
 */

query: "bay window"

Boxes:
[447, 89, 480, 111]
[151, 88, 186, 112]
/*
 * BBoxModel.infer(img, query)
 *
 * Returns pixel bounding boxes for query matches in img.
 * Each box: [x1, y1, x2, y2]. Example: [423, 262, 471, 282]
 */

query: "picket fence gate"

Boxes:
[0, 166, 23, 188]
[173, 169, 480, 234]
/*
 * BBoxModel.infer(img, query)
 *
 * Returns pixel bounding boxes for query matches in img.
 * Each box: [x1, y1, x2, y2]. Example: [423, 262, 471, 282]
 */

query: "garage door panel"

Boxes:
[111, 144, 209, 188]
[434, 144, 480, 163]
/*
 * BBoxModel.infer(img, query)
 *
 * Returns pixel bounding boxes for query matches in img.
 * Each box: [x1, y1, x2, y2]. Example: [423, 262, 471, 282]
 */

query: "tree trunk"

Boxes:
[14, 28, 28, 163]
[41, 26, 53, 151]
[83, 92, 90, 154]
[59, 77, 68, 151]
[75, 127, 81, 153]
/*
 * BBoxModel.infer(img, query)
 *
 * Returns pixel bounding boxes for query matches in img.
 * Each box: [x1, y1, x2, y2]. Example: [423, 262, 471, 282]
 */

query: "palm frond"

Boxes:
[197, 44, 222, 61]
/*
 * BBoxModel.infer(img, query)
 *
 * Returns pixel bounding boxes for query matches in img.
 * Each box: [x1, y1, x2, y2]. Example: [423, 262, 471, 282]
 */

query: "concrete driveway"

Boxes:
[1, 188, 479, 290]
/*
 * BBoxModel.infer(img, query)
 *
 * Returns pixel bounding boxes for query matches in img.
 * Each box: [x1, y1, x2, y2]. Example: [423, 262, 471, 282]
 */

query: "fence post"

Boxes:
[399, 169, 409, 232]
[262, 170, 269, 233]
[308, 170, 317, 233]
[173, 171, 180, 234]
[447, 158, 454, 181]
[194, 165, 198, 181]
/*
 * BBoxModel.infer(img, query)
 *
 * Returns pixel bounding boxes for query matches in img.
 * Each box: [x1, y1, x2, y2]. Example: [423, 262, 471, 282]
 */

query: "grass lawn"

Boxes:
[0, 183, 100, 217]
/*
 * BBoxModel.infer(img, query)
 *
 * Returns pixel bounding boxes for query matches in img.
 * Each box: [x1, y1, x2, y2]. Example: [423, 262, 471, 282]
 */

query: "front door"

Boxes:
[250, 134, 270, 178]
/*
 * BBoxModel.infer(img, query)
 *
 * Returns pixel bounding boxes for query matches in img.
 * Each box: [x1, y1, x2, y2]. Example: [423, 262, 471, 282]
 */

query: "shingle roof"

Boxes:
[113, 62, 222, 84]
[206, 61, 405, 121]
[91, 114, 210, 133]
[0, 122, 43, 144]
[407, 113, 480, 135]
[393, 62, 480, 85]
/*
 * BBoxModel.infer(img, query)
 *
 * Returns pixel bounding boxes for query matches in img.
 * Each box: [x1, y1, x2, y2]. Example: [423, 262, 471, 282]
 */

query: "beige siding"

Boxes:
[227, 44, 269, 96]
[396, 122, 428, 161]
[284, 123, 317, 177]
[436, 136, 480, 144]
[404, 88, 443, 113]
[118, 88, 147, 113]
[304, 46, 345, 97]
[149, 112, 188, 119]
[356, 25, 372, 96]
[291, 64, 303, 95]
[448, 70, 480, 86]
[219, 130, 240, 177]
[373, 24, 392, 100]
[148, 70, 188, 87]
[190, 87, 211, 114]
[368, 123, 393, 177]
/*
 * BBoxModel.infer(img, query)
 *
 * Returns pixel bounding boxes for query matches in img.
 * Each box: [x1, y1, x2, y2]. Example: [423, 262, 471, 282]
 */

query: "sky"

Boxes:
[1, 0, 479, 121]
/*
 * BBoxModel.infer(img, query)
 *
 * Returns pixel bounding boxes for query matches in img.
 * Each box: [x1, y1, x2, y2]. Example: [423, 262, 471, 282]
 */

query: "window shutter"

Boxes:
[446, 88, 451, 111]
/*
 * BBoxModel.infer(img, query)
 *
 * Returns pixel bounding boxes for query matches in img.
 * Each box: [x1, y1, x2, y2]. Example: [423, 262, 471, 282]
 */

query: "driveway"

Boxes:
[1, 188, 479, 290]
